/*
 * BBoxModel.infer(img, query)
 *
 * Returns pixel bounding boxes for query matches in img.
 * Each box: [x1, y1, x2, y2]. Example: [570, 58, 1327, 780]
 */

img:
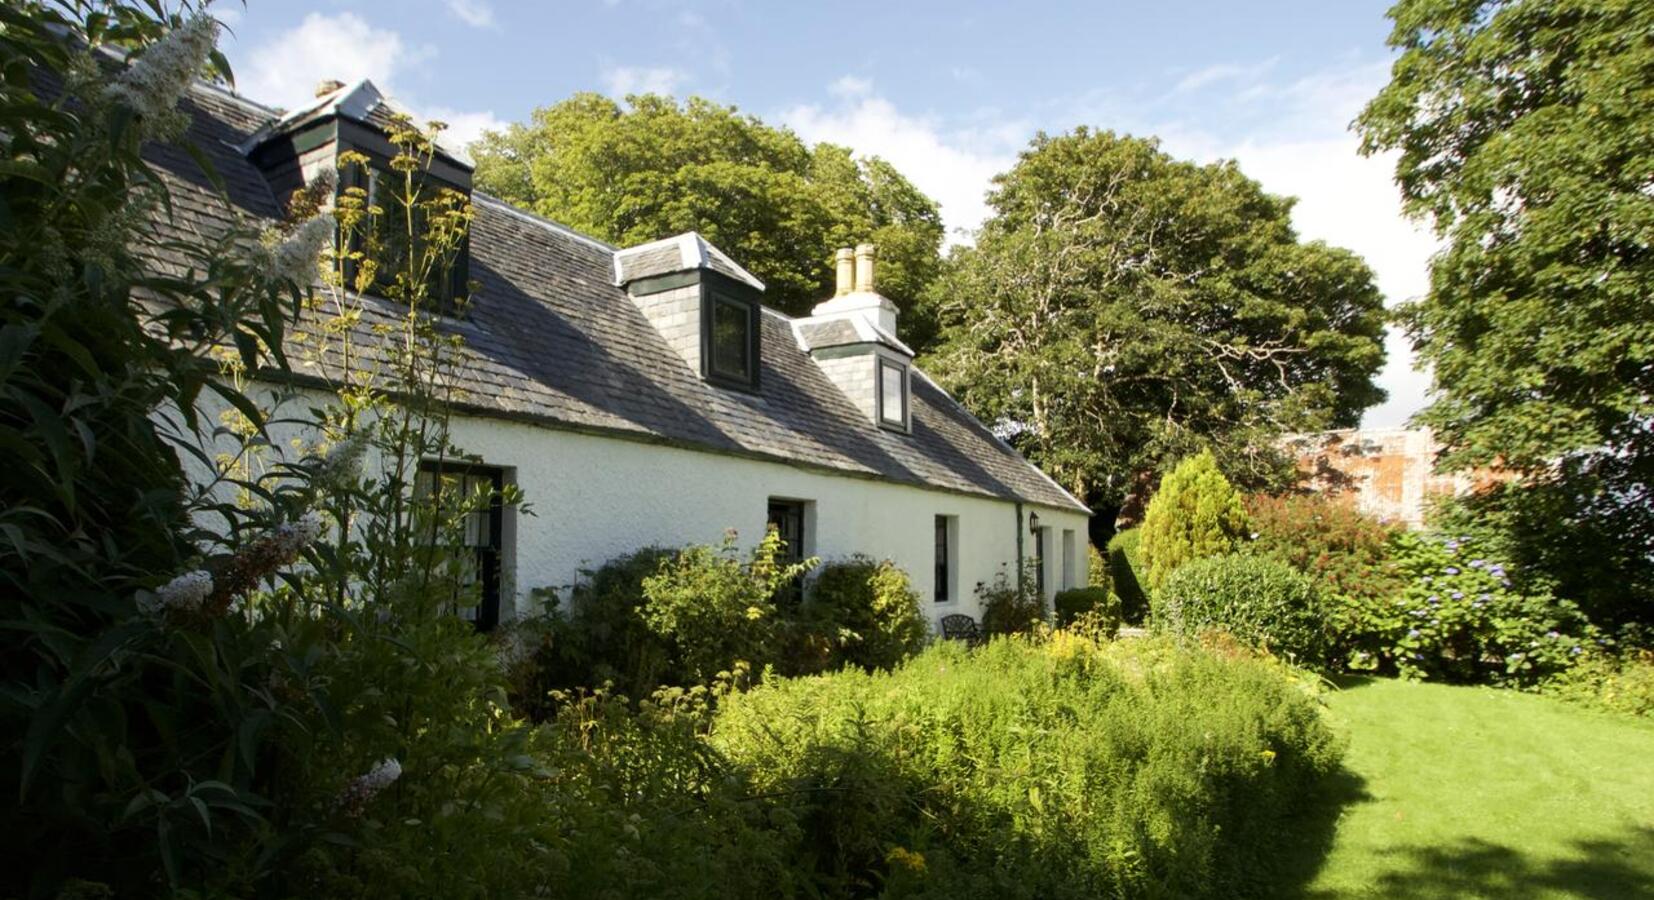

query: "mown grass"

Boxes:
[1276, 676, 1654, 899]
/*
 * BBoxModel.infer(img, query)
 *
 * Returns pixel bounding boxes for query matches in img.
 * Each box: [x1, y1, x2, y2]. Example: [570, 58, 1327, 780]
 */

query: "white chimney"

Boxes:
[809, 242, 899, 337]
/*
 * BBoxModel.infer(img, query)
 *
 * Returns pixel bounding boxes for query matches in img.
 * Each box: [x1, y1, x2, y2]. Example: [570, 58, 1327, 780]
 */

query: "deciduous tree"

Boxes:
[924, 129, 1387, 521]
[471, 94, 944, 328]
[1358, 0, 1654, 628]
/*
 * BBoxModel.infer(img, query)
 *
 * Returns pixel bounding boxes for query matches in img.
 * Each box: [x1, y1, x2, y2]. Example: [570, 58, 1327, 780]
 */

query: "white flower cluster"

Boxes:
[138, 569, 214, 615]
[340, 757, 403, 810]
[269, 213, 335, 287]
[271, 511, 326, 557]
[315, 432, 369, 487]
[105, 14, 220, 136]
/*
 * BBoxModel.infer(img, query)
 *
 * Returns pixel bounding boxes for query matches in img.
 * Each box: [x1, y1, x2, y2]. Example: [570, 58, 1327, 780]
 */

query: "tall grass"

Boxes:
[712, 633, 1343, 898]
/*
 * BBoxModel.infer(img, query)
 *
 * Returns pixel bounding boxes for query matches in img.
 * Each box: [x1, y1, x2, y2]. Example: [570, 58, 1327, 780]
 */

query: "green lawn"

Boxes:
[1275, 677, 1654, 899]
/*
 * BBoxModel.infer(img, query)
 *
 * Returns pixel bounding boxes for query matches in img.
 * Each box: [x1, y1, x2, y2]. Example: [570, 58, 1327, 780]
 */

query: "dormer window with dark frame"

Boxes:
[340, 159, 471, 315]
[877, 357, 909, 430]
[703, 284, 761, 390]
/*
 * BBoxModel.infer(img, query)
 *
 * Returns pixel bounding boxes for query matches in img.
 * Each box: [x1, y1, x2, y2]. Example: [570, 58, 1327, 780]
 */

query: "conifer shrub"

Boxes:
[1107, 527, 1149, 623]
[1154, 554, 1330, 666]
[712, 633, 1343, 898]
[1139, 451, 1251, 592]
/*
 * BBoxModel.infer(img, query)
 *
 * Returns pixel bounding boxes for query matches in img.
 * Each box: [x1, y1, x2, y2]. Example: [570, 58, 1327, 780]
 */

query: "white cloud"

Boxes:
[829, 75, 874, 98]
[782, 82, 1021, 243]
[235, 13, 502, 158]
[1173, 57, 1279, 94]
[423, 107, 510, 156]
[602, 65, 687, 97]
[446, 0, 496, 29]
[238, 12, 424, 111]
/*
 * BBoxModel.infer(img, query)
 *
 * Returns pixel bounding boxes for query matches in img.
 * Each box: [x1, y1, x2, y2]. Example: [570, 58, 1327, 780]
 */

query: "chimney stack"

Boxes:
[834, 247, 855, 296]
[854, 243, 876, 294]
[315, 79, 346, 98]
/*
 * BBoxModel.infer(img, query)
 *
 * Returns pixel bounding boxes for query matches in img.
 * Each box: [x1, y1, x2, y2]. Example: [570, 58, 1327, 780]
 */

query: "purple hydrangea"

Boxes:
[1428, 594, 1440, 605]
[1546, 630, 1561, 639]
[1407, 629, 1421, 638]
[1570, 646, 1583, 656]
[1444, 566, 1461, 575]
[1470, 559, 1485, 568]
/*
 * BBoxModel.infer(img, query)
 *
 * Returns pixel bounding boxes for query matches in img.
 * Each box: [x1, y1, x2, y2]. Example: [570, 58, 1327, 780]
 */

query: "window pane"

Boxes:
[934, 515, 950, 603]
[880, 362, 905, 425]
[711, 297, 750, 380]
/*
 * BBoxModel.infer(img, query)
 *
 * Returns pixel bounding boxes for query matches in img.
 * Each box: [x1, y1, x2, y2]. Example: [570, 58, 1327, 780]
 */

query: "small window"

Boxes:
[934, 515, 952, 603]
[340, 159, 470, 313]
[766, 498, 808, 604]
[1033, 527, 1046, 598]
[414, 461, 505, 631]
[1062, 529, 1077, 591]
[704, 290, 760, 388]
[877, 358, 908, 429]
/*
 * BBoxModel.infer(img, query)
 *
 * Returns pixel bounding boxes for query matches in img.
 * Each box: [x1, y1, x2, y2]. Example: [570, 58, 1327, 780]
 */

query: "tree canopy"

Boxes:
[922, 128, 1388, 518]
[1357, 0, 1653, 475]
[1358, 0, 1654, 628]
[471, 93, 944, 327]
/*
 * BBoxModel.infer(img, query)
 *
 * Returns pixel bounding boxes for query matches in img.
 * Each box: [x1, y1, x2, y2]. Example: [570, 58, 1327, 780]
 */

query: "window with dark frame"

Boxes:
[704, 289, 760, 388]
[934, 515, 951, 603]
[340, 160, 470, 314]
[414, 461, 504, 631]
[1033, 527, 1046, 597]
[877, 357, 908, 429]
[766, 498, 807, 605]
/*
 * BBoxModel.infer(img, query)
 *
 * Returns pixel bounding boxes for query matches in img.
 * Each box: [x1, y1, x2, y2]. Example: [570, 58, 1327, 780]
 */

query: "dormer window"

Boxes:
[342, 158, 471, 314]
[706, 288, 759, 387]
[878, 357, 909, 430]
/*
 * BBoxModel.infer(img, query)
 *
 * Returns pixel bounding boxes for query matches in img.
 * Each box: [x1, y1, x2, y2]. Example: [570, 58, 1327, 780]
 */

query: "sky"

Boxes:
[214, 0, 1438, 429]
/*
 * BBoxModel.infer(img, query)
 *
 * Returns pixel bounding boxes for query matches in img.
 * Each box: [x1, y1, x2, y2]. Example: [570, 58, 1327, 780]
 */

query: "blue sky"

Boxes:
[215, 0, 1436, 428]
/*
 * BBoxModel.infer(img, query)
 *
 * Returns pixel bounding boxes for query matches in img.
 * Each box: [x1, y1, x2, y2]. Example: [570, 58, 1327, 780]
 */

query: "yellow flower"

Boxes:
[886, 846, 927, 875]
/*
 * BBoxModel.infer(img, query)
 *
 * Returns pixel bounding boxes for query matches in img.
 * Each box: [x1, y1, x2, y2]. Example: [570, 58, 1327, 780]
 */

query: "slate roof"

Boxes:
[138, 80, 1087, 514]
[614, 234, 765, 291]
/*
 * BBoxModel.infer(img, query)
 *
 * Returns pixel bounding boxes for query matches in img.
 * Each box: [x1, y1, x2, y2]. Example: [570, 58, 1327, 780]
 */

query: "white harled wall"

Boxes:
[171, 388, 1090, 629]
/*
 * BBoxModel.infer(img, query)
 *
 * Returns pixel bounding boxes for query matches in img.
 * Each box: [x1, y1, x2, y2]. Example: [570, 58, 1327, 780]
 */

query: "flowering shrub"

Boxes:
[976, 561, 1047, 634]
[1153, 553, 1330, 665]
[1244, 493, 1402, 604]
[1345, 532, 1600, 685]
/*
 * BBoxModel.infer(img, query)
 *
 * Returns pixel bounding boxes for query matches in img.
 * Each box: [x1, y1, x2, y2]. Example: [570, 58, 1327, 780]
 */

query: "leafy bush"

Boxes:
[793, 556, 929, 673]
[712, 633, 1344, 898]
[1245, 493, 1402, 604]
[1544, 648, 1654, 719]
[1053, 586, 1119, 635]
[1140, 450, 1251, 591]
[1107, 527, 1149, 623]
[1344, 532, 1600, 685]
[976, 562, 1047, 634]
[641, 530, 817, 684]
[1153, 554, 1330, 665]
[504, 547, 677, 713]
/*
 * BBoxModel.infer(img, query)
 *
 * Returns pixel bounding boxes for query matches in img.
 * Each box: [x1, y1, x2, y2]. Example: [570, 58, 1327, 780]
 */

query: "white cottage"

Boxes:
[156, 78, 1090, 630]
